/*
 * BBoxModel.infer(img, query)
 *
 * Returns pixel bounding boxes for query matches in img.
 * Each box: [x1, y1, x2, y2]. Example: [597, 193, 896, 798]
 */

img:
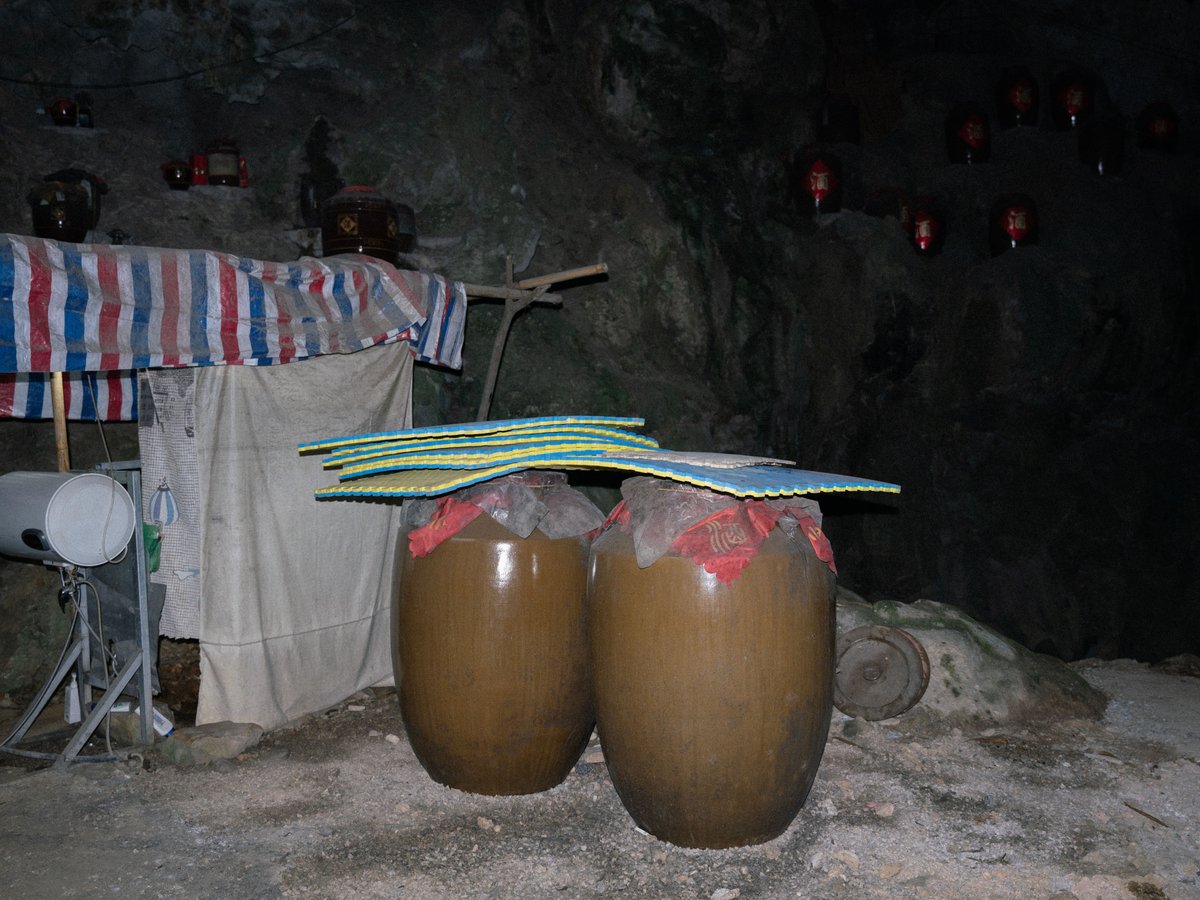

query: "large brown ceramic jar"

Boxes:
[321, 185, 415, 263]
[393, 513, 593, 795]
[588, 523, 836, 849]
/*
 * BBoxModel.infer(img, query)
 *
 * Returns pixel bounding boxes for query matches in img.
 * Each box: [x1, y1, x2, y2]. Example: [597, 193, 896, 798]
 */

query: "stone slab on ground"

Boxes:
[159, 721, 264, 767]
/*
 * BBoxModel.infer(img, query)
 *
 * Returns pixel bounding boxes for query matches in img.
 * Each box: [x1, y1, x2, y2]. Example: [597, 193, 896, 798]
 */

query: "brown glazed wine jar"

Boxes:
[394, 513, 593, 795]
[588, 520, 836, 849]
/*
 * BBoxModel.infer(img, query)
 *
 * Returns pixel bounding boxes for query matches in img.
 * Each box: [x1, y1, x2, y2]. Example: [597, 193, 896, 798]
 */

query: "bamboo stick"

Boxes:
[461, 261, 608, 302]
[514, 262, 607, 290]
[51, 371, 70, 472]
[461, 283, 562, 303]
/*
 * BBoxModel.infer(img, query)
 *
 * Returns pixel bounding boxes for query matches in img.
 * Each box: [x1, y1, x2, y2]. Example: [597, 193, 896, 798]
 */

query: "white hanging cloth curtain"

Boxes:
[2, 233, 467, 728]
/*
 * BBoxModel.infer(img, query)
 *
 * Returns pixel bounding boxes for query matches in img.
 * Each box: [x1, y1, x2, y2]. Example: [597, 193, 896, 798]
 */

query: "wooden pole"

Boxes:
[465, 259, 609, 422]
[460, 283, 562, 303]
[51, 371, 70, 471]
[461, 262, 608, 303]
[514, 263, 607, 290]
[475, 285, 550, 422]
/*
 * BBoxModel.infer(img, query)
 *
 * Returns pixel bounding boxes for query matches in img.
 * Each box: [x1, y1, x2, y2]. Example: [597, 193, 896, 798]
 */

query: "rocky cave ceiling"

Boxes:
[0, 0, 1197, 672]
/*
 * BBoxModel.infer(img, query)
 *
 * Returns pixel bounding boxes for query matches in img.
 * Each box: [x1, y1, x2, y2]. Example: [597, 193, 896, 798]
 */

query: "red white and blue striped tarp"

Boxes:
[0, 233, 466, 420]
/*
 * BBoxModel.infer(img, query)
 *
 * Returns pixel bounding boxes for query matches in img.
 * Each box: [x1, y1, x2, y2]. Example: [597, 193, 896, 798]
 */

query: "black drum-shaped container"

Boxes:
[321, 186, 416, 262]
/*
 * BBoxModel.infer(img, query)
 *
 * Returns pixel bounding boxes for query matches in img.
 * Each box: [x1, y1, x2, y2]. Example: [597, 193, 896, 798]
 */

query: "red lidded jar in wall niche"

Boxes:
[40, 168, 106, 232]
[161, 160, 192, 190]
[1137, 103, 1179, 153]
[190, 154, 208, 185]
[994, 67, 1039, 129]
[1050, 68, 1096, 130]
[909, 199, 944, 257]
[790, 148, 843, 216]
[47, 96, 77, 126]
[28, 182, 91, 242]
[205, 139, 241, 186]
[1078, 117, 1125, 176]
[989, 194, 1039, 256]
[945, 103, 991, 164]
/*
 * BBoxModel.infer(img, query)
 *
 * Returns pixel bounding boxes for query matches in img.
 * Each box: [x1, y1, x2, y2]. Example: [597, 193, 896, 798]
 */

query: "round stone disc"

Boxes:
[833, 625, 930, 721]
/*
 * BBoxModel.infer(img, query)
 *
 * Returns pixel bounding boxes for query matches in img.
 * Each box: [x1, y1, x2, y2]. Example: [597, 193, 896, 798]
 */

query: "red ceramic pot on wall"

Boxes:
[945, 102, 991, 164]
[1051, 68, 1097, 130]
[989, 193, 1039, 256]
[1137, 103, 1179, 153]
[994, 67, 1039, 129]
[790, 147, 843, 216]
[910, 198, 945, 257]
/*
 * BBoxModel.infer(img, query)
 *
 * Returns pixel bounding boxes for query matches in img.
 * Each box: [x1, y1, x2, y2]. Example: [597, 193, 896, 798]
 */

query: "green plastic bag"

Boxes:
[142, 523, 161, 574]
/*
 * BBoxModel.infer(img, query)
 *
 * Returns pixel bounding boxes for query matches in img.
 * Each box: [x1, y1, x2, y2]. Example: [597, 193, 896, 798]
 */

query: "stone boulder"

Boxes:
[160, 721, 264, 767]
[837, 591, 1108, 729]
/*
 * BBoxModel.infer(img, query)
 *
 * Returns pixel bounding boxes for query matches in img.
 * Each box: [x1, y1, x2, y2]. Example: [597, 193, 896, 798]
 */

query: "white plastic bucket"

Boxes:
[0, 471, 135, 566]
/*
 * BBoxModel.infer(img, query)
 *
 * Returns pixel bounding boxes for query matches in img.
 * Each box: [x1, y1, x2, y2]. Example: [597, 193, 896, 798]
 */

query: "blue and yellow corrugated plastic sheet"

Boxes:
[299, 415, 902, 499]
[299, 415, 651, 454]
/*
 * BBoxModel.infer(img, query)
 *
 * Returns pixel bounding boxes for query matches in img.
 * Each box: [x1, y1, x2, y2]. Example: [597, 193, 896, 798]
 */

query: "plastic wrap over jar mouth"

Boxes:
[402, 469, 605, 552]
[610, 475, 830, 574]
[501, 470, 568, 489]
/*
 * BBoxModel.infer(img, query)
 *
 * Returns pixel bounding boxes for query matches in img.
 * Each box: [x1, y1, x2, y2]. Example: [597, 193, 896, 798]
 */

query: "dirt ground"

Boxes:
[1, 659, 1197, 900]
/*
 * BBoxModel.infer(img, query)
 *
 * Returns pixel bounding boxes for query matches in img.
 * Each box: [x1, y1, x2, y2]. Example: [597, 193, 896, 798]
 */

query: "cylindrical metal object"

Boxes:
[588, 524, 836, 849]
[205, 139, 241, 186]
[0, 471, 135, 567]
